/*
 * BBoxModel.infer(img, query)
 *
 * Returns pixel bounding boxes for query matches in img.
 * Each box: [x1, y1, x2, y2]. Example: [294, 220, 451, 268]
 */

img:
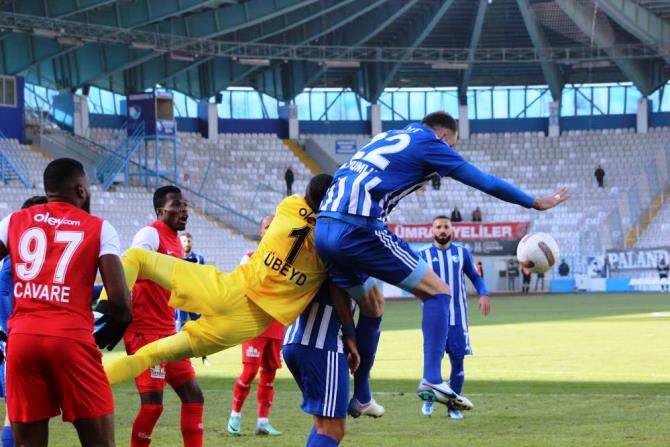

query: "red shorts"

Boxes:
[6, 334, 114, 423]
[241, 337, 282, 370]
[124, 332, 196, 393]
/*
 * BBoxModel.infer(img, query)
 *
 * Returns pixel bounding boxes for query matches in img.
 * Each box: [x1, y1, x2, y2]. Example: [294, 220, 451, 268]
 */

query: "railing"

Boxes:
[95, 122, 146, 190]
[598, 143, 670, 250]
[0, 131, 33, 188]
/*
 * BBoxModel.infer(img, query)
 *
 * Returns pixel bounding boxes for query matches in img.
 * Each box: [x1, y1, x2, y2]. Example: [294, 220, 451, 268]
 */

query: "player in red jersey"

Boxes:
[0, 158, 131, 446]
[124, 186, 204, 447]
[227, 215, 285, 436]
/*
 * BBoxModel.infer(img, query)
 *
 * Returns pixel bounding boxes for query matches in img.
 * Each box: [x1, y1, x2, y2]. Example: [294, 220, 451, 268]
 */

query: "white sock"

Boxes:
[257, 417, 268, 425]
[231, 411, 241, 417]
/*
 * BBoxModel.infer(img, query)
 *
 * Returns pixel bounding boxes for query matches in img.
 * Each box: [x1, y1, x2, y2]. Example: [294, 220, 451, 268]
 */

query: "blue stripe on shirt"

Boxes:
[283, 285, 343, 353]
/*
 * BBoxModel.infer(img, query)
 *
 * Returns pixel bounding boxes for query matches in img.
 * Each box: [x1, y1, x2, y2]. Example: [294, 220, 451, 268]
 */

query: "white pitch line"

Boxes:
[372, 391, 670, 399]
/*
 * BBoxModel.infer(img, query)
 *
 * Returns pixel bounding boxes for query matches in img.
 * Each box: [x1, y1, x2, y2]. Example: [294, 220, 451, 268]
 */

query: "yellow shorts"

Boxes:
[167, 259, 274, 357]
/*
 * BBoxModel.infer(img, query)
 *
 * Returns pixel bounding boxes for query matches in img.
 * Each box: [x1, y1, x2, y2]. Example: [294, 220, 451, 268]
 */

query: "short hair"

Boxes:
[305, 174, 333, 212]
[421, 111, 458, 133]
[153, 185, 182, 210]
[180, 232, 192, 239]
[433, 215, 450, 222]
[43, 158, 86, 194]
[21, 196, 47, 209]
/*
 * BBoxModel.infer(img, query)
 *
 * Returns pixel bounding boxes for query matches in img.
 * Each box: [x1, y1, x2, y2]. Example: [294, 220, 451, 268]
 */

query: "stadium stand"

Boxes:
[89, 128, 314, 223]
[307, 128, 668, 258]
[0, 138, 251, 270]
[634, 203, 670, 249]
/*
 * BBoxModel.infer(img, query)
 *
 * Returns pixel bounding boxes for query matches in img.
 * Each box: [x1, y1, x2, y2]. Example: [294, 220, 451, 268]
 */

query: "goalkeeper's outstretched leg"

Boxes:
[105, 331, 194, 384]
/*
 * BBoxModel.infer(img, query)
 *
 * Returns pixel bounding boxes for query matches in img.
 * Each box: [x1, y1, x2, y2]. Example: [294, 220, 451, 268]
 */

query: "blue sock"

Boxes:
[422, 294, 450, 384]
[308, 433, 338, 447]
[2, 425, 14, 447]
[448, 353, 465, 395]
[305, 425, 317, 447]
[353, 314, 382, 404]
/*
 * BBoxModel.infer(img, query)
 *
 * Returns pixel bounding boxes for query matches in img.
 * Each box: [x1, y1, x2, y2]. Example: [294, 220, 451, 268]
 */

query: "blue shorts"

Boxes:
[315, 217, 427, 299]
[446, 325, 473, 358]
[283, 344, 348, 419]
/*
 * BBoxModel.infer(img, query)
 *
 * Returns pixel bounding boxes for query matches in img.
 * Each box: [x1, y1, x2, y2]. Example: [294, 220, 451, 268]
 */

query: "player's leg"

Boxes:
[282, 345, 347, 447]
[315, 220, 463, 407]
[311, 417, 345, 446]
[0, 360, 13, 447]
[106, 330, 195, 385]
[106, 298, 275, 385]
[11, 420, 48, 447]
[168, 361, 204, 447]
[228, 339, 262, 435]
[256, 339, 282, 435]
[349, 284, 385, 418]
[132, 391, 165, 447]
[2, 411, 13, 447]
[73, 414, 115, 447]
[123, 332, 167, 447]
[48, 336, 116, 446]
[173, 382, 204, 447]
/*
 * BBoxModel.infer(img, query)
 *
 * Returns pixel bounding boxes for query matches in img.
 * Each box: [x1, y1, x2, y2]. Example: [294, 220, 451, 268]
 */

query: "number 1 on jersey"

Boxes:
[286, 226, 310, 265]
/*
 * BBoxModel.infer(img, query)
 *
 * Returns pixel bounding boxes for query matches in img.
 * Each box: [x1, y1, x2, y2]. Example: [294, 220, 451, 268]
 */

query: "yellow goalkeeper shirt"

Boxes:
[232, 194, 326, 325]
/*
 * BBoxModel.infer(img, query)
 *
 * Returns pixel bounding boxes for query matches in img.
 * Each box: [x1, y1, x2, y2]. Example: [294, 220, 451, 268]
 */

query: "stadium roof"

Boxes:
[1, 0, 670, 102]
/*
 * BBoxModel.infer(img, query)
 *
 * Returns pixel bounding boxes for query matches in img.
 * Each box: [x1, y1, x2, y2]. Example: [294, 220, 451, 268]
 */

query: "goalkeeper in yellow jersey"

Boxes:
[98, 174, 359, 385]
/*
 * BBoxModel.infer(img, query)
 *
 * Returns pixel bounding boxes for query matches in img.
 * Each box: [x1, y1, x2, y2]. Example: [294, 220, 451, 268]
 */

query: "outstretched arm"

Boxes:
[449, 162, 568, 211]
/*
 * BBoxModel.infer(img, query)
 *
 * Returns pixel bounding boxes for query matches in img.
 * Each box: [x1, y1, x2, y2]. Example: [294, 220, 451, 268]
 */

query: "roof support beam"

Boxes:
[516, 0, 564, 101]
[48, 0, 118, 19]
[252, 0, 417, 101]
[12, 0, 317, 82]
[556, 0, 665, 95]
[597, 0, 670, 65]
[153, 0, 353, 91]
[459, 0, 489, 103]
[362, 0, 457, 102]
[227, 0, 387, 88]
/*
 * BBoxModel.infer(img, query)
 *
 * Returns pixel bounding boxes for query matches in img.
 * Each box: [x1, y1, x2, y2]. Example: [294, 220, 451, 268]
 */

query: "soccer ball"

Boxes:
[516, 232, 559, 274]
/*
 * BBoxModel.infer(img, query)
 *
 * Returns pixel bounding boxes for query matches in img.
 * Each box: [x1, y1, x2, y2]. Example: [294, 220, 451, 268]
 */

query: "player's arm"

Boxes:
[425, 141, 568, 210]
[329, 282, 360, 374]
[462, 249, 490, 316]
[94, 221, 132, 351]
[451, 163, 568, 211]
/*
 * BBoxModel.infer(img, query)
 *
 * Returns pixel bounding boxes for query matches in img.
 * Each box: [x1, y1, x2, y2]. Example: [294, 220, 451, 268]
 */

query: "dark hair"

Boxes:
[21, 196, 48, 209]
[305, 174, 333, 212]
[421, 111, 458, 133]
[180, 232, 192, 238]
[153, 185, 182, 210]
[433, 215, 450, 222]
[43, 158, 86, 194]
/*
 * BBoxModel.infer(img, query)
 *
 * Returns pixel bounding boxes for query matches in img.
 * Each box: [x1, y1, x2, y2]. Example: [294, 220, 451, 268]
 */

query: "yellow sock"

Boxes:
[99, 248, 178, 301]
[105, 331, 194, 384]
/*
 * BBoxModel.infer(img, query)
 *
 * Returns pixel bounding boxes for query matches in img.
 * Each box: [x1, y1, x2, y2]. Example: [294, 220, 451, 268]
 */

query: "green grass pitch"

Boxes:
[22, 293, 670, 445]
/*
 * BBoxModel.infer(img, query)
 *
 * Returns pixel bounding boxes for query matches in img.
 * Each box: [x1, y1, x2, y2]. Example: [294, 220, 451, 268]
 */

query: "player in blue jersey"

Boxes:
[283, 281, 358, 447]
[316, 111, 568, 410]
[175, 232, 205, 332]
[418, 216, 490, 419]
[0, 196, 48, 447]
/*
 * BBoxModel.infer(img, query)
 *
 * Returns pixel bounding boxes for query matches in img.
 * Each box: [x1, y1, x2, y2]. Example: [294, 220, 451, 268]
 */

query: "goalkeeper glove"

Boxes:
[93, 301, 131, 351]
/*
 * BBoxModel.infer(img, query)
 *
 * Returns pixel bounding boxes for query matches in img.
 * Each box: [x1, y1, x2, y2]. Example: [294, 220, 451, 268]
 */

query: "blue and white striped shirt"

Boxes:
[283, 284, 344, 353]
[320, 124, 467, 220]
[418, 243, 488, 328]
